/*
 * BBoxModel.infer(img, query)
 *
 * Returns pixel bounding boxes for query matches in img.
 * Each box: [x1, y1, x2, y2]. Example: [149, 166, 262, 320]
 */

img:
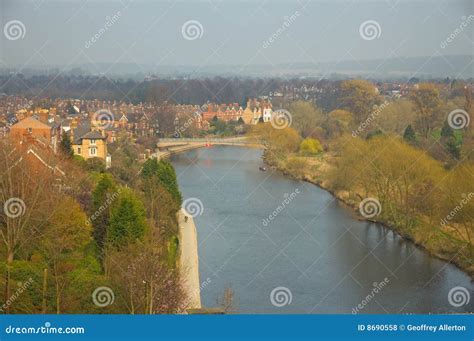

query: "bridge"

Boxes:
[153, 137, 262, 159]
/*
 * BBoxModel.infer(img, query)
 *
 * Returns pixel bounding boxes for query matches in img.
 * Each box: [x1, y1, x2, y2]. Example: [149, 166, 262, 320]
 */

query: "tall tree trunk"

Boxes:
[4, 250, 14, 314]
[42, 268, 48, 314]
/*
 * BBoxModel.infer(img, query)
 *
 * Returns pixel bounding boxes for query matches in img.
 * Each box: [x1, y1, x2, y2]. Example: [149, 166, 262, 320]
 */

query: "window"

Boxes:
[90, 147, 97, 156]
[90, 139, 96, 145]
[77, 147, 81, 154]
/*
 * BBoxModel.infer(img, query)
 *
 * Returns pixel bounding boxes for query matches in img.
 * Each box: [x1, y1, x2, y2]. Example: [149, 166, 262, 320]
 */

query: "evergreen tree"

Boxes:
[403, 125, 416, 144]
[366, 129, 383, 140]
[108, 188, 147, 247]
[446, 137, 461, 159]
[91, 174, 117, 253]
[440, 120, 454, 138]
[141, 159, 182, 206]
[59, 133, 73, 157]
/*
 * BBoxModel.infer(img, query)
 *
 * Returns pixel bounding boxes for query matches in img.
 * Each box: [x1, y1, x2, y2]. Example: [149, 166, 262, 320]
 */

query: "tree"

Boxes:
[299, 138, 323, 156]
[91, 174, 117, 253]
[250, 123, 301, 157]
[0, 140, 58, 313]
[440, 120, 454, 138]
[288, 101, 324, 138]
[403, 125, 416, 145]
[108, 188, 147, 247]
[339, 80, 381, 122]
[441, 164, 474, 258]
[142, 159, 182, 206]
[42, 197, 91, 313]
[59, 133, 73, 158]
[107, 243, 186, 314]
[325, 109, 354, 138]
[410, 83, 442, 139]
[445, 137, 461, 160]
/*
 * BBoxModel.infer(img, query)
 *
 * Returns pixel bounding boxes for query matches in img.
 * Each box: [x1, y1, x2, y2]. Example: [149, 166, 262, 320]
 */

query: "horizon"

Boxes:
[1, 0, 473, 78]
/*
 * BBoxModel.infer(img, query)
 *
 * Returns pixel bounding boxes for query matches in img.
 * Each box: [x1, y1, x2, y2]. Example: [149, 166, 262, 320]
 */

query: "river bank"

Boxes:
[178, 208, 202, 311]
[263, 151, 474, 279]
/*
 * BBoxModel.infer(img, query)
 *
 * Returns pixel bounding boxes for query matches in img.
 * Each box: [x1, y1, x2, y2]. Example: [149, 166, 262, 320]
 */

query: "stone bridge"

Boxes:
[154, 137, 262, 159]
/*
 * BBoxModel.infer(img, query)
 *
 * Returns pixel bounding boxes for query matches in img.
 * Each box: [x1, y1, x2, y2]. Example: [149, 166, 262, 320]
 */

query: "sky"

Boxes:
[0, 0, 472, 71]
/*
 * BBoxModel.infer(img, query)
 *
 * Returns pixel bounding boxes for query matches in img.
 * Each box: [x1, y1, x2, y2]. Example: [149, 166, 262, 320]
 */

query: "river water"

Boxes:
[171, 146, 473, 314]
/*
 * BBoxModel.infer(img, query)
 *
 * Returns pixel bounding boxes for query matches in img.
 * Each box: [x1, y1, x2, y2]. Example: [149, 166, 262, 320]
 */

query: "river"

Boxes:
[171, 146, 473, 314]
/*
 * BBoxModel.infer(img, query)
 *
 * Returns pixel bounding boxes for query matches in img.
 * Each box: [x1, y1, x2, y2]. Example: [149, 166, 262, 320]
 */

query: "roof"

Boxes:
[71, 122, 91, 144]
[11, 116, 51, 130]
[80, 131, 106, 140]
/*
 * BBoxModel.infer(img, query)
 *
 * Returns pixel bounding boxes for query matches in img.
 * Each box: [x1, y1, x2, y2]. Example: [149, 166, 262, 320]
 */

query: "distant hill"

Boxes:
[1, 55, 472, 80]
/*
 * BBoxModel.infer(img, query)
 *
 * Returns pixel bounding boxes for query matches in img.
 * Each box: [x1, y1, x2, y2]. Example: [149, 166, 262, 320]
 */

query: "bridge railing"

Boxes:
[158, 137, 253, 144]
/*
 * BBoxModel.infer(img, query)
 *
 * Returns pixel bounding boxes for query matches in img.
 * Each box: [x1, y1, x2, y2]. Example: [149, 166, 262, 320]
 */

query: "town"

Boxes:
[0, 77, 464, 169]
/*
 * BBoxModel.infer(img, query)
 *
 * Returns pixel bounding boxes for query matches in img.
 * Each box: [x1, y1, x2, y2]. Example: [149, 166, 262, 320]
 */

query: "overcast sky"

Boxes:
[0, 0, 472, 69]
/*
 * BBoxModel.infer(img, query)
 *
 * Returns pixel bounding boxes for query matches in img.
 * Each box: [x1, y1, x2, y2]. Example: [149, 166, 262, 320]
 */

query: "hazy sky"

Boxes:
[0, 0, 472, 70]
